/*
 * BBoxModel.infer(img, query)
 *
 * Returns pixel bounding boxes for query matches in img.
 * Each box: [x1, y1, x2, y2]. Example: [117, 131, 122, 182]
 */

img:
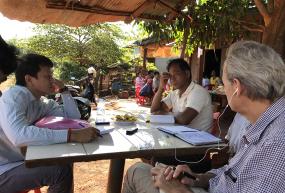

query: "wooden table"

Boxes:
[25, 111, 226, 193]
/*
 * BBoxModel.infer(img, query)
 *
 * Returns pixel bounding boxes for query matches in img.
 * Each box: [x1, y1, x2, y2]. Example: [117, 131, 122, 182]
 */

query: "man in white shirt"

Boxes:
[151, 58, 212, 132]
[0, 54, 99, 193]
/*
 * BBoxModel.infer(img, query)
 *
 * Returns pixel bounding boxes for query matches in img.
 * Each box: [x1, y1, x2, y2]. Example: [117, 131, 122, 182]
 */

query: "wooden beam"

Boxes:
[157, 0, 192, 22]
[132, 0, 156, 18]
[46, 1, 131, 16]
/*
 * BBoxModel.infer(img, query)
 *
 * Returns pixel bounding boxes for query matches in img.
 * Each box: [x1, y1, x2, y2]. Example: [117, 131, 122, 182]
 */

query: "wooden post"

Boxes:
[143, 47, 147, 69]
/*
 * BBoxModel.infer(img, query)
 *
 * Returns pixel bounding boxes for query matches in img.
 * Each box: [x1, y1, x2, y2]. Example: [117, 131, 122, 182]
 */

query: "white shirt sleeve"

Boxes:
[0, 88, 73, 147]
[40, 92, 81, 119]
[61, 92, 81, 119]
[162, 91, 174, 109]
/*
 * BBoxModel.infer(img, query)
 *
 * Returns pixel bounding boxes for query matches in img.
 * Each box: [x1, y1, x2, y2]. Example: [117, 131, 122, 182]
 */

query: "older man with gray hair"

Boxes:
[122, 40, 285, 193]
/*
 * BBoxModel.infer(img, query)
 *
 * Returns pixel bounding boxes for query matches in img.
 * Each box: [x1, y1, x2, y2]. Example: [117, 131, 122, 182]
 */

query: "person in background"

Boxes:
[123, 41, 285, 193]
[135, 71, 145, 91]
[82, 77, 96, 103]
[152, 71, 160, 93]
[209, 70, 220, 89]
[0, 35, 18, 93]
[135, 71, 146, 105]
[0, 53, 99, 193]
[151, 58, 212, 132]
[202, 72, 210, 90]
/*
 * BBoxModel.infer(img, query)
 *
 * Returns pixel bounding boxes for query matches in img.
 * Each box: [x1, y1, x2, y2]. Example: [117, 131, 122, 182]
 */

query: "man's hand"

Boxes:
[159, 72, 170, 90]
[69, 127, 99, 143]
[151, 164, 193, 193]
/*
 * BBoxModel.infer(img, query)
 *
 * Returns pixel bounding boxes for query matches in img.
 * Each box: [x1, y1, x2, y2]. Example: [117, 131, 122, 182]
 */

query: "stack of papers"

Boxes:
[150, 115, 175, 123]
[96, 125, 114, 135]
[95, 116, 111, 125]
[156, 125, 221, 145]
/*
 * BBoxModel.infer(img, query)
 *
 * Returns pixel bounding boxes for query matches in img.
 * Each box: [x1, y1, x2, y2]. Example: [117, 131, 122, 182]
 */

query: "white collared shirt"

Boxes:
[0, 85, 81, 175]
[162, 82, 213, 131]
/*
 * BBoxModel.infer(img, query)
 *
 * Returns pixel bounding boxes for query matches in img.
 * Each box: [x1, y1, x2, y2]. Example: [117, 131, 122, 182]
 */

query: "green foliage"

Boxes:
[56, 62, 86, 81]
[146, 63, 158, 71]
[11, 24, 128, 81]
[137, 0, 252, 55]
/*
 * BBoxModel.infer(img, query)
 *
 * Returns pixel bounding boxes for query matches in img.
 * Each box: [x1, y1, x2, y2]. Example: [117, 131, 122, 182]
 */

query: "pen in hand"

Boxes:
[173, 167, 196, 181]
[78, 123, 103, 138]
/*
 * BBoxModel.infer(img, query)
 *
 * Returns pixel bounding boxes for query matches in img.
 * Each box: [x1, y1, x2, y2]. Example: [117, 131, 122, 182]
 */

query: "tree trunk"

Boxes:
[180, 21, 190, 59]
[262, 1, 285, 58]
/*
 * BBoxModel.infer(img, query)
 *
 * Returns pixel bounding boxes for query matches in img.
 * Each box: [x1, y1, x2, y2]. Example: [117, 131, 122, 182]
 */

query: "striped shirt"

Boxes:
[0, 85, 81, 175]
[209, 97, 285, 193]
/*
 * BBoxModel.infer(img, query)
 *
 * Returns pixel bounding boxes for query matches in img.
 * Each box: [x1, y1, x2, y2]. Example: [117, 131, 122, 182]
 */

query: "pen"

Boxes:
[78, 123, 86, 128]
[78, 123, 103, 137]
[173, 167, 197, 181]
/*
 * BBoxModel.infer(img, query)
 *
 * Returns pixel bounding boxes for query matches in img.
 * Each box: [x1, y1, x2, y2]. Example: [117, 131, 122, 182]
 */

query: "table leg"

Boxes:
[107, 159, 125, 193]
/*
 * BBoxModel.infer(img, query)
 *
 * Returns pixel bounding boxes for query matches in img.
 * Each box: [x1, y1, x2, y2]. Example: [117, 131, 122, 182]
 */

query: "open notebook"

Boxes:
[156, 125, 221, 145]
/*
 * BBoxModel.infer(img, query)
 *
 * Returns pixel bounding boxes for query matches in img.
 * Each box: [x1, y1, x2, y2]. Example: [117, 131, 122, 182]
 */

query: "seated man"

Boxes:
[225, 113, 250, 154]
[0, 53, 99, 193]
[122, 41, 285, 193]
[151, 58, 212, 132]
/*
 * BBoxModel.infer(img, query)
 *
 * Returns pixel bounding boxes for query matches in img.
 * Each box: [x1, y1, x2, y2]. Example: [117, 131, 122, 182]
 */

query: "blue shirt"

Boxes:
[209, 97, 285, 193]
[0, 85, 81, 175]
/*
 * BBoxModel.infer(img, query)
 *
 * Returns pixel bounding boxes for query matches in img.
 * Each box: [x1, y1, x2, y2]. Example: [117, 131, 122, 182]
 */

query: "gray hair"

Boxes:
[224, 41, 285, 101]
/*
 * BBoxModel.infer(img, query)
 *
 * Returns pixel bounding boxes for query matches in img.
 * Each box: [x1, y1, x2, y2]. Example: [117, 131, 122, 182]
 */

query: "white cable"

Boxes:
[174, 104, 230, 164]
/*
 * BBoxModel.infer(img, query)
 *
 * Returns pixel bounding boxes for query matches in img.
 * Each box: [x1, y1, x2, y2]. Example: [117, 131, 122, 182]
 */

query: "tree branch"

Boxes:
[254, 0, 271, 26]
[267, 0, 274, 13]
[241, 24, 264, 32]
[232, 18, 265, 31]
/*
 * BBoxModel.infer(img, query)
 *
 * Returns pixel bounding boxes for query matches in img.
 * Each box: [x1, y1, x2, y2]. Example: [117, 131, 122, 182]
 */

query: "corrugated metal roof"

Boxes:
[0, 0, 188, 26]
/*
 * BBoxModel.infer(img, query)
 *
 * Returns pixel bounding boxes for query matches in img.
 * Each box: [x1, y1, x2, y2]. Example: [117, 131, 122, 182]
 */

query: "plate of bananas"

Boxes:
[113, 114, 137, 126]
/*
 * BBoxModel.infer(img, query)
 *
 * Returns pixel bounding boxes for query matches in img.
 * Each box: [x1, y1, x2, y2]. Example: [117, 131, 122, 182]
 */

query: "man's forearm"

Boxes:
[151, 88, 164, 112]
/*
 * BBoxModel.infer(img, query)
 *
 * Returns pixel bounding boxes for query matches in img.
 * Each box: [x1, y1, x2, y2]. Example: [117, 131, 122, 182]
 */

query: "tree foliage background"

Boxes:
[11, 23, 128, 82]
[137, 0, 285, 57]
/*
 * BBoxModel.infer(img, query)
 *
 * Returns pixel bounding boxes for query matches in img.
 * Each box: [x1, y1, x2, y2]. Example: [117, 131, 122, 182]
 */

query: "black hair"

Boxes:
[154, 71, 160, 75]
[16, 53, 54, 86]
[167, 58, 191, 79]
[0, 35, 19, 75]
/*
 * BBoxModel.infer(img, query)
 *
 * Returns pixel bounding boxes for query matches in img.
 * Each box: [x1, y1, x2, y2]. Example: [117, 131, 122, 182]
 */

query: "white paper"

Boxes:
[150, 115, 175, 124]
[96, 125, 114, 135]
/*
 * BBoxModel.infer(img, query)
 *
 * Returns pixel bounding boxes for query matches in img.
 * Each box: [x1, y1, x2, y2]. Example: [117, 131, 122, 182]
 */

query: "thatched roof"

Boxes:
[0, 0, 187, 26]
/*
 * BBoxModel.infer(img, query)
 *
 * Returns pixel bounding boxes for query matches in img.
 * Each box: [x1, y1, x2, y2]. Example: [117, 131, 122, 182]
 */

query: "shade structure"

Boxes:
[0, 0, 187, 26]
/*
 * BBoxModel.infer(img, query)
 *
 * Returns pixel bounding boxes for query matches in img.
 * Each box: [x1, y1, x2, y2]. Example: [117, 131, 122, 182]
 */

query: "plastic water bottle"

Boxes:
[97, 99, 105, 115]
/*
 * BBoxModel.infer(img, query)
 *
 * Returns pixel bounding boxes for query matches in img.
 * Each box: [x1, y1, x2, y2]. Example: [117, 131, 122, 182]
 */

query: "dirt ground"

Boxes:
[73, 159, 141, 193]
[36, 159, 141, 193]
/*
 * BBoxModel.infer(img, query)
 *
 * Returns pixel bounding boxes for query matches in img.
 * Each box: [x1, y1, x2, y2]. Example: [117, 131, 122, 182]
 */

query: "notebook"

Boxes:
[156, 125, 198, 135]
[35, 116, 90, 129]
[156, 125, 221, 145]
[175, 131, 221, 145]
